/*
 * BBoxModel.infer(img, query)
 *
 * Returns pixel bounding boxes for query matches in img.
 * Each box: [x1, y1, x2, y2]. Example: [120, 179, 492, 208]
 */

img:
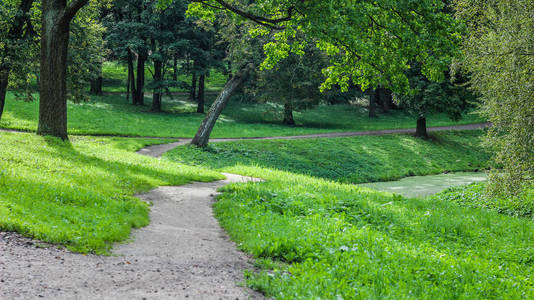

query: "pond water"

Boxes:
[358, 172, 487, 198]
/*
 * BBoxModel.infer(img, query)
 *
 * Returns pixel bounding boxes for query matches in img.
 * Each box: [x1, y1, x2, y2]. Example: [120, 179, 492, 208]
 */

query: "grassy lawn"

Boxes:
[0, 132, 222, 254]
[0, 92, 485, 138]
[101, 61, 227, 93]
[164, 130, 491, 183]
[205, 166, 534, 298]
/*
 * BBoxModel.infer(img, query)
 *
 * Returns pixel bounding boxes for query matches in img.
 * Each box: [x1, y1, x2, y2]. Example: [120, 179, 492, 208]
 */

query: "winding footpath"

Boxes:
[0, 122, 489, 299]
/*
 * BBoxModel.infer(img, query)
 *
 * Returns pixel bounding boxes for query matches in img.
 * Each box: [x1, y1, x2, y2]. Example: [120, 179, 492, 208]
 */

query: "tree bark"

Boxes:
[127, 50, 136, 103]
[415, 116, 428, 139]
[0, 73, 8, 121]
[197, 74, 205, 113]
[151, 60, 163, 112]
[368, 89, 378, 118]
[190, 71, 197, 101]
[191, 76, 244, 147]
[134, 54, 146, 105]
[283, 102, 296, 125]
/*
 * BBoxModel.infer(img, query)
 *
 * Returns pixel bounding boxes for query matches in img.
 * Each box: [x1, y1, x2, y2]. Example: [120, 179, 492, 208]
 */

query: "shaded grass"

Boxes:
[0, 93, 485, 138]
[208, 166, 534, 298]
[0, 132, 222, 254]
[164, 131, 491, 183]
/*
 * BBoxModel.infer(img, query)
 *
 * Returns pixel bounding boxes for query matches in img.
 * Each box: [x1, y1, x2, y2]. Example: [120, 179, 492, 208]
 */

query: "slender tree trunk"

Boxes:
[283, 102, 296, 125]
[38, 7, 70, 139]
[0, 72, 8, 121]
[191, 76, 244, 147]
[173, 55, 178, 81]
[134, 54, 145, 105]
[190, 72, 197, 101]
[415, 116, 428, 139]
[89, 67, 103, 95]
[127, 50, 136, 103]
[152, 60, 163, 112]
[368, 89, 378, 118]
[197, 74, 205, 113]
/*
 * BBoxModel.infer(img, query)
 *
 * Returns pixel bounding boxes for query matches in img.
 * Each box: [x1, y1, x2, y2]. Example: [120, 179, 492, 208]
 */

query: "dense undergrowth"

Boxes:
[208, 166, 534, 298]
[0, 132, 222, 254]
[0, 92, 485, 138]
[165, 131, 490, 183]
[432, 182, 534, 218]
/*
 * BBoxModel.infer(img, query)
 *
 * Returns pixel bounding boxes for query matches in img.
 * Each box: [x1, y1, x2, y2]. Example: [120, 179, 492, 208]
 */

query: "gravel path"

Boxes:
[136, 122, 490, 157]
[0, 173, 263, 300]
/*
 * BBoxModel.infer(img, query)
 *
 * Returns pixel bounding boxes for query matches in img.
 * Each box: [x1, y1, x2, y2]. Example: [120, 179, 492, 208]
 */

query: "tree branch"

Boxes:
[61, 0, 89, 25]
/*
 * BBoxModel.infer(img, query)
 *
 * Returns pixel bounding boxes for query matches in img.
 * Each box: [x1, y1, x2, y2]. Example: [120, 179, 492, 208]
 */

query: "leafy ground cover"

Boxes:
[0, 92, 485, 138]
[0, 132, 222, 254]
[206, 166, 534, 298]
[432, 182, 534, 218]
[165, 131, 491, 183]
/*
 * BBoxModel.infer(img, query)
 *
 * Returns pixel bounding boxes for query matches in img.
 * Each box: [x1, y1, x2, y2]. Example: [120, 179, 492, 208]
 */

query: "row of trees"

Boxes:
[1, 0, 531, 196]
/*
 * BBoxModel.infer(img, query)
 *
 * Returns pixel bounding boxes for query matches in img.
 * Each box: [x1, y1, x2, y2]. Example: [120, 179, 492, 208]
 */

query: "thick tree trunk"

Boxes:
[173, 55, 178, 81]
[0, 73, 8, 121]
[191, 76, 244, 147]
[197, 74, 205, 113]
[127, 50, 136, 103]
[368, 89, 378, 118]
[283, 102, 296, 125]
[134, 54, 145, 105]
[38, 7, 70, 139]
[415, 116, 428, 139]
[190, 72, 197, 101]
[151, 60, 163, 112]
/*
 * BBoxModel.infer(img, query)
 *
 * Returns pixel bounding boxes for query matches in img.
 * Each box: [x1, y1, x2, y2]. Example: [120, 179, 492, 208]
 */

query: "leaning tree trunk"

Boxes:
[191, 76, 244, 147]
[134, 54, 146, 105]
[283, 102, 296, 125]
[197, 74, 205, 113]
[0, 72, 8, 121]
[415, 116, 428, 139]
[151, 60, 163, 112]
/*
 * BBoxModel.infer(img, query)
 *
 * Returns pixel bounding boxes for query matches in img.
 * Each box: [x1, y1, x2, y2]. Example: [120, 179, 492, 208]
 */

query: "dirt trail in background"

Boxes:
[0, 173, 263, 299]
[137, 122, 490, 157]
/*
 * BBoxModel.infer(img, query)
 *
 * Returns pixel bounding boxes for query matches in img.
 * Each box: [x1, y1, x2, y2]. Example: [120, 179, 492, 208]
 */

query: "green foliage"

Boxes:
[431, 182, 534, 218]
[0, 92, 485, 138]
[456, 0, 534, 197]
[165, 131, 490, 183]
[0, 131, 222, 254]
[206, 166, 534, 298]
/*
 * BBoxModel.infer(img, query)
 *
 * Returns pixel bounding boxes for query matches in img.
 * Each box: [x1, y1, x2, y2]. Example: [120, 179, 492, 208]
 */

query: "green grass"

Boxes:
[101, 61, 227, 93]
[205, 166, 534, 298]
[0, 132, 222, 254]
[164, 131, 491, 183]
[431, 182, 534, 218]
[0, 92, 486, 138]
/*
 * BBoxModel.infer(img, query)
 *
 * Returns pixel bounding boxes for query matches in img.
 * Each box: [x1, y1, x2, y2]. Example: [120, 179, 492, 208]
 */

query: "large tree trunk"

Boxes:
[190, 71, 197, 101]
[134, 54, 145, 105]
[0, 73, 8, 121]
[38, 7, 70, 139]
[368, 89, 378, 118]
[197, 74, 205, 113]
[127, 50, 136, 103]
[191, 76, 244, 147]
[415, 116, 428, 139]
[283, 102, 296, 125]
[151, 60, 163, 112]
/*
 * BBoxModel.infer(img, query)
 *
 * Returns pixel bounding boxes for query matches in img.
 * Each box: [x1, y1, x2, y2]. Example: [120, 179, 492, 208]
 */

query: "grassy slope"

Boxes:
[0, 132, 222, 254]
[165, 131, 490, 183]
[209, 167, 534, 298]
[0, 93, 485, 138]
